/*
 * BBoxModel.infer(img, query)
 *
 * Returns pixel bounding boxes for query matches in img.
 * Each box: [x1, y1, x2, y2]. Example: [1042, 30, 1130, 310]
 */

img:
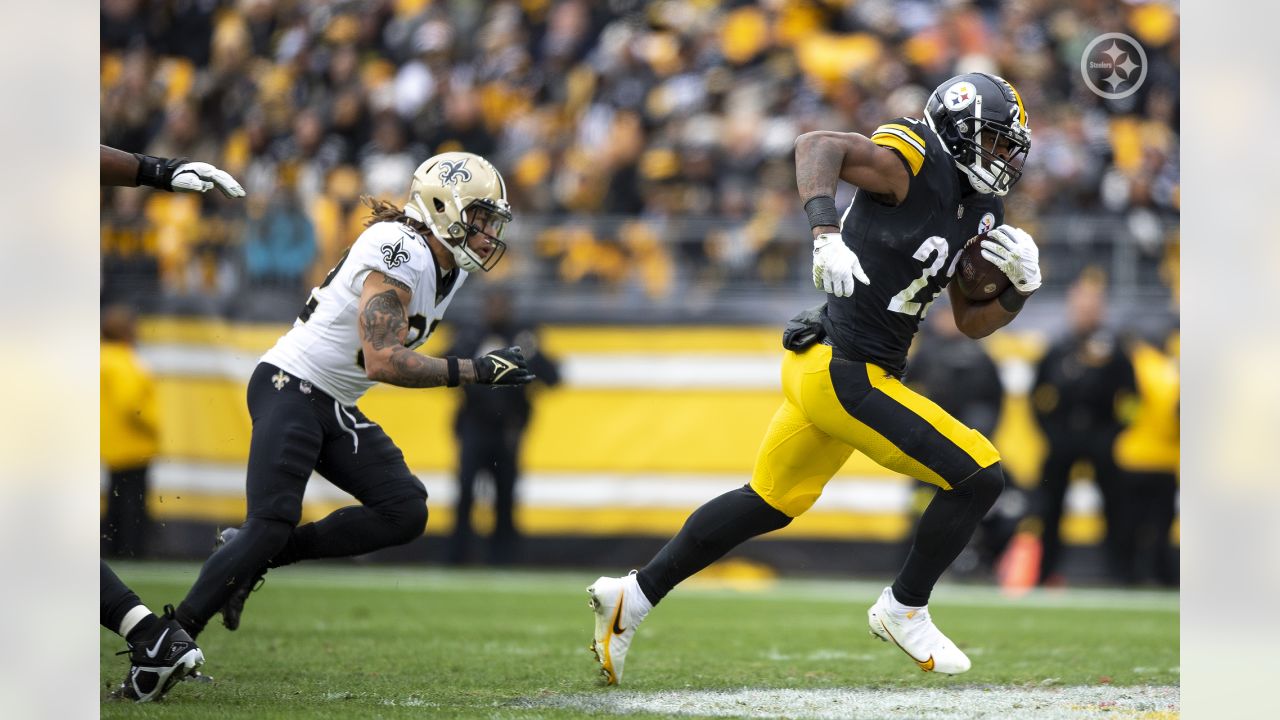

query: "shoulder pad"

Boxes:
[869, 117, 930, 176]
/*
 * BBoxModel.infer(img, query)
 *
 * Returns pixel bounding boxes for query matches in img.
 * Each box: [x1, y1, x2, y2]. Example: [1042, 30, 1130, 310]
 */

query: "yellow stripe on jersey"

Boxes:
[870, 124, 926, 176]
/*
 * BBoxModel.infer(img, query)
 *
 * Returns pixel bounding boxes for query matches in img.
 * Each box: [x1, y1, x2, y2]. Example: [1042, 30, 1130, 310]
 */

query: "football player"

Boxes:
[589, 73, 1040, 683]
[165, 152, 534, 648]
[100, 144, 243, 700]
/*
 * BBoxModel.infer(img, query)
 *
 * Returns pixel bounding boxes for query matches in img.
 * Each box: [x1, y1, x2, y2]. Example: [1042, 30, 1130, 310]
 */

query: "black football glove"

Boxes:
[474, 346, 536, 386]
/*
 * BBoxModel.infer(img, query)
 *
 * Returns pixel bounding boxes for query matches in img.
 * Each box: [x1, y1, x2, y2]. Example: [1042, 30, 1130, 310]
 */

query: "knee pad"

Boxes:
[958, 463, 1005, 508]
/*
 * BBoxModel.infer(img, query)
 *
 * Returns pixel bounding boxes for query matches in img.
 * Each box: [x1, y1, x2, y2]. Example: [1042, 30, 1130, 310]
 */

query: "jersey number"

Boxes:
[298, 248, 352, 323]
[886, 236, 961, 318]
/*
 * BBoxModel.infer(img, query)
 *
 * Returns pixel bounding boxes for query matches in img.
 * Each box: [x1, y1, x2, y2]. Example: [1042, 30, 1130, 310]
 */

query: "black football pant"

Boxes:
[449, 421, 522, 565]
[101, 560, 143, 633]
[175, 363, 428, 638]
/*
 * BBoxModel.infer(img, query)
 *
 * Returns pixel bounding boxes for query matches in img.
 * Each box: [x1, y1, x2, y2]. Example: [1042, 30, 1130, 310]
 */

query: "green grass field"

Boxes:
[101, 563, 1178, 719]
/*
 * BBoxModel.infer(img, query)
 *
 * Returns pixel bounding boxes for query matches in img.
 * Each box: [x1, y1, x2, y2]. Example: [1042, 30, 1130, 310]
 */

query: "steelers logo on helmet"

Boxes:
[923, 72, 1031, 197]
[944, 82, 977, 111]
[403, 152, 512, 273]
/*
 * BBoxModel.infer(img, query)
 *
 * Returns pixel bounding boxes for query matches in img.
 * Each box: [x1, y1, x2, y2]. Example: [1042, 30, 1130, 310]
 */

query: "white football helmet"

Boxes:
[404, 152, 512, 272]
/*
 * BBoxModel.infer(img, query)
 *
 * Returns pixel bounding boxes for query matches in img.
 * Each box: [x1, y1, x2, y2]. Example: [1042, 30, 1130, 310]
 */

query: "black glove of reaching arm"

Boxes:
[473, 346, 536, 386]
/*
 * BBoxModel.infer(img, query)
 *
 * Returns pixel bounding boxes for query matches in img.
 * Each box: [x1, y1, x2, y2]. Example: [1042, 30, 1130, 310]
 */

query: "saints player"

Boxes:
[100, 144, 242, 701]
[166, 152, 534, 646]
[589, 73, 1040, 682]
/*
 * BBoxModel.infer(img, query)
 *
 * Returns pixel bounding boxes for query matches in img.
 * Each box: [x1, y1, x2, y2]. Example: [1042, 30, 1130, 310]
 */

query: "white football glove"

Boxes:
[980, 225, 1041, 293]
[813, 232, 870, 297]
[170, 161, 246, 198]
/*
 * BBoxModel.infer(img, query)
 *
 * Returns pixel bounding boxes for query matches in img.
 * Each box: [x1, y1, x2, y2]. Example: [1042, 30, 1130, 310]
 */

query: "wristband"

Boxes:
[803, 195, 840, 229]
[445, 356, 460, 387]
[133, 153, 183, 191]
[997, 285, 1031, 313]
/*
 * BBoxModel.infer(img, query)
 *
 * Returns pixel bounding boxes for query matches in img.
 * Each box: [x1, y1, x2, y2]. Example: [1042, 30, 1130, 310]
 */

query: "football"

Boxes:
[954, 235, 1011, 301]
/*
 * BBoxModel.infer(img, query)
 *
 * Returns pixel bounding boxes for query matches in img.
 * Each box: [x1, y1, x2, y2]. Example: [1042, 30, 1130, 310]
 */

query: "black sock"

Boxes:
[635, 485, 791, 606]
[124, 614, 162, 644]
[892, 464, 1004, 606]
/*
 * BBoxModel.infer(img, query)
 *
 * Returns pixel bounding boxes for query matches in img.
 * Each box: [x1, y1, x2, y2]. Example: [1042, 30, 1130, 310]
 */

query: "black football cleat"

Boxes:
[215, 527, 268, 631]
[112, 606, 205, 702]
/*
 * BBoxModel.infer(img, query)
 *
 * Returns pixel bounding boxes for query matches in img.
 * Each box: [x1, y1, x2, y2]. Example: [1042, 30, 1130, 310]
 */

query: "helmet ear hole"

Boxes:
[433, 198, 447, 213]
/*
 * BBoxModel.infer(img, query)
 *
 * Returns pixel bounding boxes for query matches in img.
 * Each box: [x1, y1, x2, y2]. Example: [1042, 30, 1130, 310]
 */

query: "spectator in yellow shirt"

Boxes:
[1113, 330, 1180, 586]
[101, 304, 159, 559]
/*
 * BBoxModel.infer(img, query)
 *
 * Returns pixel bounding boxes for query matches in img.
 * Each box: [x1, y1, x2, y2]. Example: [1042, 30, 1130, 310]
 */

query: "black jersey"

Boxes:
[820, 117, 1004, 377]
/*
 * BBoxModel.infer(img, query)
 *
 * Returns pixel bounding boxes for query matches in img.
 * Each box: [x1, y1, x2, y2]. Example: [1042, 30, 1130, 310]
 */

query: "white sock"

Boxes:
[625, 571, 653, 615]
[118, 604, 153, 639]
[887, 588, 925, 614]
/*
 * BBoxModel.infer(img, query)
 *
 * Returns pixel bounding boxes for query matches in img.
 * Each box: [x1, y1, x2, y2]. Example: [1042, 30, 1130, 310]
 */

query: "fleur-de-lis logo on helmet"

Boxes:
[438, 159, 472, 186]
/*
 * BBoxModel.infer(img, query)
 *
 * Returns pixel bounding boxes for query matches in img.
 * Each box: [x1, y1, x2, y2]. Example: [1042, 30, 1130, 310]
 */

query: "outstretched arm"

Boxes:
[99, 144, 245, 197]
[100, 145, 143, 186]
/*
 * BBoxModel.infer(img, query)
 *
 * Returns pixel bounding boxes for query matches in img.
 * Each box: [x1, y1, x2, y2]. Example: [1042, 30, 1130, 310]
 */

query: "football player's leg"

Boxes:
[805, 356, 999, 674]
[817, 358, 1002, 605]
[104, 561, 206, 702]
[590, 394, 849, 684]
[174, 368, 323, 637]
[270, 408, 427, 566]
[635, 399, 850, 606]
[102, 560, 159, 639]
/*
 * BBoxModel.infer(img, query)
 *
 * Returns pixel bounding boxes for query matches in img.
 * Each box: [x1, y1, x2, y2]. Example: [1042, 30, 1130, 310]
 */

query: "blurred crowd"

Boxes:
[101, 0, 1180, 318]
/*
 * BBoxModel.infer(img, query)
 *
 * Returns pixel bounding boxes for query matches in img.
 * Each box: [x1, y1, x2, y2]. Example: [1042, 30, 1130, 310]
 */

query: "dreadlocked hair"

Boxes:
[361, 195, 428, 233]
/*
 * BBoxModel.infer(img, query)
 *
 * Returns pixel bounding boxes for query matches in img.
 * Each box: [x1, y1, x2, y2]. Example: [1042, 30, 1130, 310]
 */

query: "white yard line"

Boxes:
[528, 686, 1180, 719]
[114, 564, 1179, 613]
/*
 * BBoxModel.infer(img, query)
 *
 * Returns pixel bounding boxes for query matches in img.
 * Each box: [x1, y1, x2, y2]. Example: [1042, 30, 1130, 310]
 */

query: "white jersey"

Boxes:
[261, 221, 467, 405]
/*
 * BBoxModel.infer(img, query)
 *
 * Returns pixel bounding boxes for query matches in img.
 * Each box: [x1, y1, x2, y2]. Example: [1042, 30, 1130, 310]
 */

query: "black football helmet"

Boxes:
[924, 72, 1031, 196]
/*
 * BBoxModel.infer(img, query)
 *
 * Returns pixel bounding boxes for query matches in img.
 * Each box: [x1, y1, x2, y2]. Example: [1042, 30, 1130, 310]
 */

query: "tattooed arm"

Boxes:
[357, 271, 478, 387]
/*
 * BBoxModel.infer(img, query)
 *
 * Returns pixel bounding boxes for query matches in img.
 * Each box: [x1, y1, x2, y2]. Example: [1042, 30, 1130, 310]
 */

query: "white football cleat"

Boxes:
[587, 571, 651, 685]
[867, 586, 971, 675]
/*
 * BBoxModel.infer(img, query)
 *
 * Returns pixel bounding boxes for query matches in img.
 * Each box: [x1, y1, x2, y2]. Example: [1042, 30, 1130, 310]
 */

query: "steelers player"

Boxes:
[165, 153, 536, 647]
[589, 73, 1041, 682]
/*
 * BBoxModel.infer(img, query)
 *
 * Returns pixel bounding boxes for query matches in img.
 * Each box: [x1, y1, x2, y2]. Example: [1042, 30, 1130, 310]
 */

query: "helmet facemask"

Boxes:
[955, 95, 1031, 196]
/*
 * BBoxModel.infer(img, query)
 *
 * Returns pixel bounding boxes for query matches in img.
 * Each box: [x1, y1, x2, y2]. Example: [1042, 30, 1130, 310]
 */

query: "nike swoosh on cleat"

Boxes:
[611, 591, 626, 634]
[876, 617, 933, 669]
[144, 628, 170, 659]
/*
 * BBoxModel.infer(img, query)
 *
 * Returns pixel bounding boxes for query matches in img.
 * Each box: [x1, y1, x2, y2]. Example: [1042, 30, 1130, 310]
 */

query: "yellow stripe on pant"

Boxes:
[751, 344, 1000, 517]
